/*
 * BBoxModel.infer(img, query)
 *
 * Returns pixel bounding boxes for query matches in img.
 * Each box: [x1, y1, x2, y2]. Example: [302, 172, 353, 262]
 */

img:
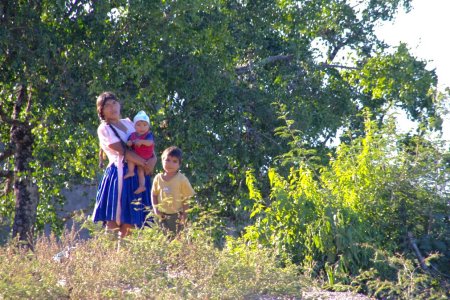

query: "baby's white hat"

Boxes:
[133, 110, 150, 125]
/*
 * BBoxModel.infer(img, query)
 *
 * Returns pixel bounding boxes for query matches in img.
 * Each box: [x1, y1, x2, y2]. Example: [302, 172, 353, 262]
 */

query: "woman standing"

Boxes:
[92, 92, 157, 238]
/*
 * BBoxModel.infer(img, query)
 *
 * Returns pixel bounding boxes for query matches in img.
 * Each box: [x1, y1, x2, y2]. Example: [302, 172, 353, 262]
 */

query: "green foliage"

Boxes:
[1, 0, 446, 247]
[352, 250, 449, 299]
[244, 114, 449, 296]
[345, 43, 440, 128]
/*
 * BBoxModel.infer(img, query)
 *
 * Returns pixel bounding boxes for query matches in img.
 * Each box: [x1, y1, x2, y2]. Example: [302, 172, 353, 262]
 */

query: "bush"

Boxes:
[244, 117, 450, 298]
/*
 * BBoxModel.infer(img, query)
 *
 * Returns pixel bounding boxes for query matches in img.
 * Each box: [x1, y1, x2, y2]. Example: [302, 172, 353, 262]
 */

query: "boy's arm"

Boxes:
[151, 192, 161, 216]
[179, 202, 189, 222]
[179, 178, 194, 221]
[182, 202, 189, 213]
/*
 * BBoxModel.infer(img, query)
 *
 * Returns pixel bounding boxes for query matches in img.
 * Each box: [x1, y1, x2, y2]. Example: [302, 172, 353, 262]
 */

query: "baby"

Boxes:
[124, 110, 155, 194]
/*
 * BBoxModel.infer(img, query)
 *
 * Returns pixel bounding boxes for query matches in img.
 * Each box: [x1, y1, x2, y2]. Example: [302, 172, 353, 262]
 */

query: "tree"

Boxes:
[0, 0, 106, 247]
[1, 0, 445, 246]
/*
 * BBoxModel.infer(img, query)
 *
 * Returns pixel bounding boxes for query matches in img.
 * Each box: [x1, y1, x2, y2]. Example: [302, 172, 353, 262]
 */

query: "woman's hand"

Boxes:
[143, 159, 154, 175]
[143, 155, 157, 175]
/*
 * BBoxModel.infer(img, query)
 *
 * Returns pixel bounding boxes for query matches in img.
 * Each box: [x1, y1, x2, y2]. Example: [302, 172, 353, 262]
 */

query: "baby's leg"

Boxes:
[134, 166, 146, 194]
[124, 161, 136, 179]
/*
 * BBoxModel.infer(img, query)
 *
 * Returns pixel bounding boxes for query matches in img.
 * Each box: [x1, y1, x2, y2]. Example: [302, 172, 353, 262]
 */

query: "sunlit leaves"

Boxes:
[245, 116, 449, 276]
[345, 43, 439, 127]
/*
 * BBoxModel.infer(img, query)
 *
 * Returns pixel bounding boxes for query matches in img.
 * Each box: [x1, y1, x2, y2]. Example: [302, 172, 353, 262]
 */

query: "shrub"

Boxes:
[244, 117, 449, 298]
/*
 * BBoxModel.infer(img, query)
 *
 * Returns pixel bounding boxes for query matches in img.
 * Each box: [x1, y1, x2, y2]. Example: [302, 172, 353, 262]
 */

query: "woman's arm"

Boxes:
[109, 142, 157, 175]
[145, 150, 157, 175]
[108, 142, 146, 166]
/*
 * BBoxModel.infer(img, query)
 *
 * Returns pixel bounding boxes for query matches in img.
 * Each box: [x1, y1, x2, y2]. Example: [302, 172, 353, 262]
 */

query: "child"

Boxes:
[151, 146, 195, 234]
[124, 110, 155, 194]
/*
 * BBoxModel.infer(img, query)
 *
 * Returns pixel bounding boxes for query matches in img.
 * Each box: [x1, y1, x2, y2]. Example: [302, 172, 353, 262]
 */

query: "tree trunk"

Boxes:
[11, 121, 38, 249]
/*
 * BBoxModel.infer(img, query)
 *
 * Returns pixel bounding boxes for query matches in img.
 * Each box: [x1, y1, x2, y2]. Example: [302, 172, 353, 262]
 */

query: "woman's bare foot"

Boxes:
[124, 172, 135, 179]
[134, 186, 146, 194]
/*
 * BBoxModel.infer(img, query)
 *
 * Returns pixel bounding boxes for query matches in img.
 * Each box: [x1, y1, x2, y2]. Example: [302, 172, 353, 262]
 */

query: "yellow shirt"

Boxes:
[151, 172, 195, 214]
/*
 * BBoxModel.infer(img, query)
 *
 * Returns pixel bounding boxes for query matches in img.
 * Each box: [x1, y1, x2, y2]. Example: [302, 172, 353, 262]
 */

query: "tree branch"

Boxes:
[234, 54, 359, 76]
[12, 84, 25, 120]
[0, 170, 14, 178]
[25, 85, 33, 122]
[235, 54, 294, 75]
[407, 231, 429, 272]
[65, 0, 81, 19]
[319, 62, 360, 70]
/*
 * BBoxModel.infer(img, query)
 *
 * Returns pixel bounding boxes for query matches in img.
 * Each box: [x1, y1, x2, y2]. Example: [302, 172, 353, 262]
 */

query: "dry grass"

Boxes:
[0, 224, 307, 299]
[2, 222, 443, 299]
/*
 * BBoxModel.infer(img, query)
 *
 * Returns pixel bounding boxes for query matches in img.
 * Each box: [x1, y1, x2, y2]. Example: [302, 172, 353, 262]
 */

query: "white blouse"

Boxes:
[97, 118, 135, 224]
[97, 118, 134, 167]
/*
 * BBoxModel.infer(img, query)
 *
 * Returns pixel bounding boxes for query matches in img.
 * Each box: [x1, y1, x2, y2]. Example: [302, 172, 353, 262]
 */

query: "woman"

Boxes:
[92, 91, 157, 238]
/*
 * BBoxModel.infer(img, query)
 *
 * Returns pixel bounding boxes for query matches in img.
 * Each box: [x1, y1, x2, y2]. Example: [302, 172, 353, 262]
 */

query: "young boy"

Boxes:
[124, 110, 155, 194]
[151, 146, 195, 234]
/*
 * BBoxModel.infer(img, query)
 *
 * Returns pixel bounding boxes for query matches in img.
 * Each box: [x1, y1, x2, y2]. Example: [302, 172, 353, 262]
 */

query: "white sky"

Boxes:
[374, 0, 450, 143]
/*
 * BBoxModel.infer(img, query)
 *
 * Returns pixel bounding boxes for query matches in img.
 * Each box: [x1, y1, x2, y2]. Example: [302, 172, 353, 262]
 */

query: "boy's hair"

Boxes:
[162, 146, 182, 163]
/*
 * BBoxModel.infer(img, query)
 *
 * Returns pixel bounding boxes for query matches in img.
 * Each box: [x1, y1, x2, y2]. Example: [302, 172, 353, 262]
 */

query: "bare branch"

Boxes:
[319, 63, 360, 70]
[407, 231, 429, 272]
[328, 43, 343, 62]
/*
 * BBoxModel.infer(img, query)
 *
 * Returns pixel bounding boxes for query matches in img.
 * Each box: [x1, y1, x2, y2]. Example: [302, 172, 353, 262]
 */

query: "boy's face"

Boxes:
[135, 120, 150, 135]
[162, 155, 180, 174]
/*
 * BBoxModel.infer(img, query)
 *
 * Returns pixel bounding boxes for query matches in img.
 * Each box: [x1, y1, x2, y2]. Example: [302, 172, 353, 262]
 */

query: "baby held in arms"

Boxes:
[124, 110, 155, 194]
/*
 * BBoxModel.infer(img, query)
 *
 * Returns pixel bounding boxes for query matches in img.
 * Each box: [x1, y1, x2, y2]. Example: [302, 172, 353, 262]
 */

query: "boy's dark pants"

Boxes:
[159, 213, 184, 234]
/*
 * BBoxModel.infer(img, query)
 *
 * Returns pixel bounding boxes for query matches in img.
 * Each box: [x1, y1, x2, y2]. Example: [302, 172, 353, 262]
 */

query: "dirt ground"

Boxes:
[302, 288, 372, 299]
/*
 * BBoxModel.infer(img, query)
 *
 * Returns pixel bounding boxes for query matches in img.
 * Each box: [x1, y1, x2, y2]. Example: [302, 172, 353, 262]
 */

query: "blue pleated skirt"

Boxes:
[92, 163, 152, 228]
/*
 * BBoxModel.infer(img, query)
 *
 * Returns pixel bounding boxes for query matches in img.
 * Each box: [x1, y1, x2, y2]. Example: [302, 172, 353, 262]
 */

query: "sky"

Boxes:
[374, 0, 450, 142]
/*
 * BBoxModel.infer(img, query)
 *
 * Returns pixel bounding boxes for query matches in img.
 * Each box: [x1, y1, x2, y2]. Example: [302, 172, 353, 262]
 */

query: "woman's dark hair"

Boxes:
[96, 91, 118, 120]
[97, 91, 120, 168]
